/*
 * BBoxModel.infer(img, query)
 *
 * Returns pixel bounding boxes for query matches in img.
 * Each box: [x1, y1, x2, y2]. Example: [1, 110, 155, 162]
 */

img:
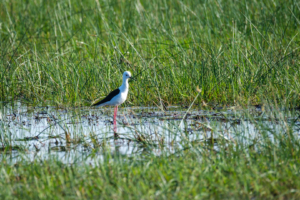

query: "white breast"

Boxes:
[106, 90, 128, 106]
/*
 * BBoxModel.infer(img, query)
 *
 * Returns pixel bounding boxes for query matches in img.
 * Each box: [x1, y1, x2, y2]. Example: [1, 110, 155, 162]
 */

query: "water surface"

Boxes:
[1, 102, 299, 164]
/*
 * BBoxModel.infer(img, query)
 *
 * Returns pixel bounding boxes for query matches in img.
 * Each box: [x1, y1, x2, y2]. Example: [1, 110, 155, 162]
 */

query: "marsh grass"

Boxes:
[0, 0, 299, 107]
[1, 0, 300, 198]
[0, 102, 300, 198]
[1, 109, 300, 199]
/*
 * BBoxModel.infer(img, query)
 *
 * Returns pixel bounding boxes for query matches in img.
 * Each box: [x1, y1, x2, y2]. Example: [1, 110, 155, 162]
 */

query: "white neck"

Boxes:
[119, 78, 129, 92]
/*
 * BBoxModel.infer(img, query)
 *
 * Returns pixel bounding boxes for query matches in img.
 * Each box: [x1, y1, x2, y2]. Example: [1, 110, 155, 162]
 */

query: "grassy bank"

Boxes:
[0, 0, 299, 106]
[1, 140, 300, 199]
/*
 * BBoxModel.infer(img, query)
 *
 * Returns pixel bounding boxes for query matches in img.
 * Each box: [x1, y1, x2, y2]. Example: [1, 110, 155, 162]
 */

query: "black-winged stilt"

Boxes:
[92, 71, 132, 133]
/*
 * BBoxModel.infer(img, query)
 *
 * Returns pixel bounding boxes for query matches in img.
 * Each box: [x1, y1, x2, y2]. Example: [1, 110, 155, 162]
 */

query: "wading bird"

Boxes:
[92, 71, 132, 133]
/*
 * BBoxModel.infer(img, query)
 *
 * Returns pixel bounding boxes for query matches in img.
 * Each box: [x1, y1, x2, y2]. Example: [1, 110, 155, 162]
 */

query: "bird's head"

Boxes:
[123, 71, 132, 80]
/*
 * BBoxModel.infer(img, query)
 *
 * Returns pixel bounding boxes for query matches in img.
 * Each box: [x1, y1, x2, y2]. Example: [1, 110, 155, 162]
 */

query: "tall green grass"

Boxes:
[0, 0, 300, 106]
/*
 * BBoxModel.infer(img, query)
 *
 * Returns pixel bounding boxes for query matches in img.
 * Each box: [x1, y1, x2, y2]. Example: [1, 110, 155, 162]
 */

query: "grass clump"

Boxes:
[0, 0, 299, 106]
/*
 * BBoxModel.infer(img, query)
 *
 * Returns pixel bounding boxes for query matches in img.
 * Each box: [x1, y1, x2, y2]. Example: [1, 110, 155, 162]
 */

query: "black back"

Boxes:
[92, 88, 120, 106]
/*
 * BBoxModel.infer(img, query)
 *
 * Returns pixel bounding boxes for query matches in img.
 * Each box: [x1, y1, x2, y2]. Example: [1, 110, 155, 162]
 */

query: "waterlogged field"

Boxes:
[2, 102, 296, 164]
[0, 103, 265, 163]
[1, 0, 300, 199]
[1, 103, 300, 198]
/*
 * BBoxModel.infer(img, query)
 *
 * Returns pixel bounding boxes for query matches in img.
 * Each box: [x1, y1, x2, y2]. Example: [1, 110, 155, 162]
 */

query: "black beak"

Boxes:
[129, 76, 136, 82]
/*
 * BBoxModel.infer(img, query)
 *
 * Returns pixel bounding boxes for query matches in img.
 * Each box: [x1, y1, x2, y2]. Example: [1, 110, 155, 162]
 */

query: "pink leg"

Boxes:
[113, 106, 118, 133]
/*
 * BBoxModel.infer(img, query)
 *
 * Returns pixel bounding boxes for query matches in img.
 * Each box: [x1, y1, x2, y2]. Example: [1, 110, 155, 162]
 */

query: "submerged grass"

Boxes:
[0, 0, 300, 106]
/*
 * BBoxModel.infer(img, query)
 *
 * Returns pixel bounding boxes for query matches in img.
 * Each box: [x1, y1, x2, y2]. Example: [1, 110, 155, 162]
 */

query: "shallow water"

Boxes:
[0, 102, 299, 164]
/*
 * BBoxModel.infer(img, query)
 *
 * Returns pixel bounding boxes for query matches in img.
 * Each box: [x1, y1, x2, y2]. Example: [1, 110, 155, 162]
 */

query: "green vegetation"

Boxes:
[1, 119, 300, 199]
[1, 0, 300, 199]
[0, 0, 299, 106]
[1, 104, 300, 199]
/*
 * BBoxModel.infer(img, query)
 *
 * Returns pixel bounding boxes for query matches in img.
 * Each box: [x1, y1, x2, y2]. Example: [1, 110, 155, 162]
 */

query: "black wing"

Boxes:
[92, 88, 120, 106]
